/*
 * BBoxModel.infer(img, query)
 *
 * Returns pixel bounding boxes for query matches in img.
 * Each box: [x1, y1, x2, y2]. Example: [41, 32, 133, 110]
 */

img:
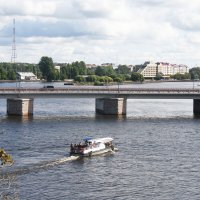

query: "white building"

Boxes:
[17, 72, 38, 80]
[138, 61, 189, 78]
[138, 61, 157, 78]
[54, 65, 60, 72]
[127, 65, 134, 72]
[86, 64, 97, 69]
[157, 62, 189, 77]
[101, 63, 115, 68]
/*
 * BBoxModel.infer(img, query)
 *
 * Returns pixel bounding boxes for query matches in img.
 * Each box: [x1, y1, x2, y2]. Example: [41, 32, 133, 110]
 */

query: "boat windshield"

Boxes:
[86, 137, 113, 144]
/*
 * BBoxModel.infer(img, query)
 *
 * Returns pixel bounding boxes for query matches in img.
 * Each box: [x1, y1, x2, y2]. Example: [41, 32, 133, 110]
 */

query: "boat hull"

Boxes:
[70, 147, 114, 157]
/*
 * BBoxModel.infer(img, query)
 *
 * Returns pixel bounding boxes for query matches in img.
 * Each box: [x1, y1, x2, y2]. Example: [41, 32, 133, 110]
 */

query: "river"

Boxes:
[0, 81, 200, 200]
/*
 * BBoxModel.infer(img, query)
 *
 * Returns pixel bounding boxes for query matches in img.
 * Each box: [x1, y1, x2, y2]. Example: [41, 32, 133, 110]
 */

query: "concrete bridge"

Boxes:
[1, 87, 200, 116]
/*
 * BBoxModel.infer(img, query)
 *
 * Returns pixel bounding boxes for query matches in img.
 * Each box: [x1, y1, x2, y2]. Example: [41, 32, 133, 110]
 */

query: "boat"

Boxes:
[70, 137, 116, 157]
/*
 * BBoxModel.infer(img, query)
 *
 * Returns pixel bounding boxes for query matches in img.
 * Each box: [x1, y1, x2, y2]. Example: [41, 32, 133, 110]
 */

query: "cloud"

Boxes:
[169, 10, 200, 32]
[0, 0, 56, 16]
[0, 0, 200, 67]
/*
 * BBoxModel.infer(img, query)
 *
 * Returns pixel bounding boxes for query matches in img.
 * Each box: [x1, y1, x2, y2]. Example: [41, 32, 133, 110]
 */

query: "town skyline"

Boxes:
[0, 0, 200, 67]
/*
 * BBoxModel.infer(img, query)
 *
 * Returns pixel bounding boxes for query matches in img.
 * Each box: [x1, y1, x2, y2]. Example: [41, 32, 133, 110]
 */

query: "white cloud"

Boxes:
[0, 0, 200, 67]
[0, 0, 56, 16]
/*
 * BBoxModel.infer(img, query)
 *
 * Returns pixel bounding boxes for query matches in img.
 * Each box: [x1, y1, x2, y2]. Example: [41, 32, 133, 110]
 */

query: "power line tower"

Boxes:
[11, 18, 17, 63]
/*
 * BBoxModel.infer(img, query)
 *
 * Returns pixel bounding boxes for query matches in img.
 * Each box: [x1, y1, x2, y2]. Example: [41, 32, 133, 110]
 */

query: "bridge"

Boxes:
[1, 87, 200, 116]
[1, 87, 200, 99]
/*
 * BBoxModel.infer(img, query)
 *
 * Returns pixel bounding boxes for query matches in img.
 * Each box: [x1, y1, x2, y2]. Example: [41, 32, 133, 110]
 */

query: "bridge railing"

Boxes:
[0, 87, 200, 94]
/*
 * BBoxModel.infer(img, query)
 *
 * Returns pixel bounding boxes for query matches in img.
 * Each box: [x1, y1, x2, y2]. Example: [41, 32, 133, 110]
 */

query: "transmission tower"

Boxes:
[11, 18, 17, 63]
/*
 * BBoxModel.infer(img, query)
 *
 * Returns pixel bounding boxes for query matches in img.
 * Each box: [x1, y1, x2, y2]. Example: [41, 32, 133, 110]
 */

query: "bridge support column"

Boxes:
[193, 99, 200, 116]
[95, 98, 127, 115]
[7, 98, 33, 116]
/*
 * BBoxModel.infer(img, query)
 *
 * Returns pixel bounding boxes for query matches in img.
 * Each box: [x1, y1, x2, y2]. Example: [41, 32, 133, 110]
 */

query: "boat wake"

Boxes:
[0, 156, 80, 177]
[32, 155, 80, 170]
[1, 148, 118, 177]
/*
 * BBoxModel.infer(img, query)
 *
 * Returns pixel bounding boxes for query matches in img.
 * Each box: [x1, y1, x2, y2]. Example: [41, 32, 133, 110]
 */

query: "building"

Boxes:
[54, 65, 60, 72]
[17, 72, 38, 80]
[127, 65, 134, 72]
[137, 61, 157, 78]
[157, 62, 189, 77]
[86, 64, 97, 69]
[138, 61, 189, 78]
[101, 63, 115, 68]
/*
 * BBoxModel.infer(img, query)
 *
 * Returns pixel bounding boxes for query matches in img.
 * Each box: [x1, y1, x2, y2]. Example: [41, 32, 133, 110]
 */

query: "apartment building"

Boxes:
[137, 61, 157, 78]
[138, 61, 189, 78]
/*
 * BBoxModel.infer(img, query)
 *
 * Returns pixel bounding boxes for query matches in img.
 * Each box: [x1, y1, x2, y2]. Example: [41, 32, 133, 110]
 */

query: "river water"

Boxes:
[1, 81, 200, 200]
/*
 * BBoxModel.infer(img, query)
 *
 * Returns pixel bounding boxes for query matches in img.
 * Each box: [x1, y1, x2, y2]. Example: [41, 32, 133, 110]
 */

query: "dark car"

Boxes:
[43, 85, 54, 88]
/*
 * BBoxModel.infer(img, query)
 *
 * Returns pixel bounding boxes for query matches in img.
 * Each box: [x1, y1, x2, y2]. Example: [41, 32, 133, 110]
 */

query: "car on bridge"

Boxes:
[43, 85, 54, 89]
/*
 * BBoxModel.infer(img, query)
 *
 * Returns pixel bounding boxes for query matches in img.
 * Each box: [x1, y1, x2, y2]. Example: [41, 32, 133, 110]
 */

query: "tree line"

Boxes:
[0, 56, 199, 83]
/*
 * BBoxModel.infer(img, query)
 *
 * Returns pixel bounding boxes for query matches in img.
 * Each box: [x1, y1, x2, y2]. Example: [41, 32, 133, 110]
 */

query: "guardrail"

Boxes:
[0, 87, 200, 94]
[0, 87, 200, 100]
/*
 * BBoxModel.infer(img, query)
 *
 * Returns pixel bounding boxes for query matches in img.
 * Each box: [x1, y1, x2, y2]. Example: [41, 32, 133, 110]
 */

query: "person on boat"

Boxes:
[92, 142, 97, 148]
[70, 143, 74, 153]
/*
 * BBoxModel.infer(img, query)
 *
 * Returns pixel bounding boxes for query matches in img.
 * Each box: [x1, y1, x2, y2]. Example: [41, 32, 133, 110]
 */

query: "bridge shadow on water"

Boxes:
[4, 113, 200, 122]
[5, 115, 34, 123]
[95, 114, 127, 121]
[1, 114, 127, 123]
[193, 114, 200, 120]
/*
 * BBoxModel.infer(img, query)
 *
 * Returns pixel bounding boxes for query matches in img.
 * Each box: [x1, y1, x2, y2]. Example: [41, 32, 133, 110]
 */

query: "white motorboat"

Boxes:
[70, 137, 116, 157]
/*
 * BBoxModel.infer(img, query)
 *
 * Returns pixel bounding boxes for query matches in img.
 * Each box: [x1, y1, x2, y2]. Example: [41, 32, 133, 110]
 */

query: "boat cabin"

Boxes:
[70, 137, 114, 156]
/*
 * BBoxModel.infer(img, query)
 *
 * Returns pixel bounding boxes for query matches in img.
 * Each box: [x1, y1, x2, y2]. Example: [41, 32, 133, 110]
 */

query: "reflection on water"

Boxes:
[95, 114, 127, 121]
[6, 115, 34, 123]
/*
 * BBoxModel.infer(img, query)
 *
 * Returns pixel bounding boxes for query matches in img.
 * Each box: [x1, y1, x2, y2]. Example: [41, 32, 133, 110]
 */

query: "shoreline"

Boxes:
[0, 79, 196, 84]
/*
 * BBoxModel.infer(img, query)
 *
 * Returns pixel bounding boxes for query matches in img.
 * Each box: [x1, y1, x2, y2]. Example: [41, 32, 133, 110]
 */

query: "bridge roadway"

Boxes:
[0, 87, 200, 99]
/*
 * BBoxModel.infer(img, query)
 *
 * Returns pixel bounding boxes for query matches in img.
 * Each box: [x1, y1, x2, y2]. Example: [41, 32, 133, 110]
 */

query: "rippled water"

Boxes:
[1, 82, 200, 200]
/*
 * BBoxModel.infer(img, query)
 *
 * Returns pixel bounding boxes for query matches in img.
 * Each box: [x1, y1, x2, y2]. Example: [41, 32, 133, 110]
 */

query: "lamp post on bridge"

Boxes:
[193, 75, 199, 89]
[118, 82, 120, 93]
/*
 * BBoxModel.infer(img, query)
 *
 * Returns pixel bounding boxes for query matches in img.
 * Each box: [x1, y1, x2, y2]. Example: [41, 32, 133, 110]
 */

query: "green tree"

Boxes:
[97, 76, 112, 83]
[117, 65, 130, 74]
[95, 66, 116, 77]
[60, 65, 68, 80]
[182, 72, 191, 80]
[7, 70, 16, 80]
[189, 67, 200, 80]
[172, 72, 191, 80]
[154, 72, 163, 80]
[74, 75, 86, 82]
[106, 66, 116, 76]
[95, 66, 106, 76]
[39, 56, 55, 81]
[0, 66, 7, 80]
[113, 77, 123, 83]
[87, 68, 95, 75]
[77, 61, 87, 75]
[131, 72, 144, 82]
[104, 76, 113, 83]
[86, 75, 98, 82]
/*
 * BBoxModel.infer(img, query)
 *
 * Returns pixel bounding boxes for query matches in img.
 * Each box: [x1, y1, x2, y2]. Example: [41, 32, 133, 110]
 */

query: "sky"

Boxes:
[0, 0, 200, 67]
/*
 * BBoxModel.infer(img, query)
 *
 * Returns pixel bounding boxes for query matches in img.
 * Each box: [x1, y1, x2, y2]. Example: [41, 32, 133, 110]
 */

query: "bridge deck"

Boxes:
[0, 87, 200, 99]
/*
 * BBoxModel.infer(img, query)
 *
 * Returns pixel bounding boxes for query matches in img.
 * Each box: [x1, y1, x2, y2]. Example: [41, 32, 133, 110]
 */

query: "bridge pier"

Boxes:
[95, 98, 127, 115]
[7, 98, 34, 116]
[193, 99, 200, 116]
